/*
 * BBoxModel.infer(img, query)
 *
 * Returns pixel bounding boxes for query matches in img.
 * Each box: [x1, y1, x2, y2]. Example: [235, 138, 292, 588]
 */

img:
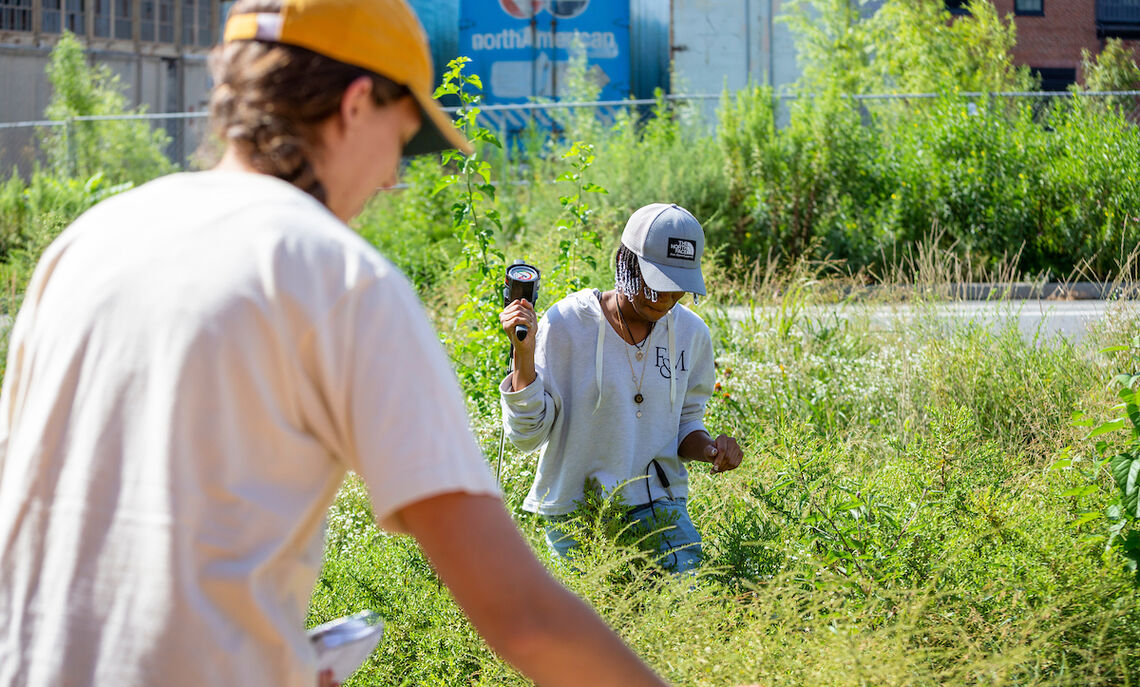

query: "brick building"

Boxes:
[949, 0, 1140, 89]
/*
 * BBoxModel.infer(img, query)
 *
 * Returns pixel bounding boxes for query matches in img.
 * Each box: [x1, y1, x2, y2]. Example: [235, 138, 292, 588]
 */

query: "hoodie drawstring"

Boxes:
[593, 308, 605, 414]
[667, 310, 676, 408]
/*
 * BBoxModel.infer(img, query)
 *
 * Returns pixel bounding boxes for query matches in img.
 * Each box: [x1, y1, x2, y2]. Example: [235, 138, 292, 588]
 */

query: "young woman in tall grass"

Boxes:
[499, 204, 743, 574]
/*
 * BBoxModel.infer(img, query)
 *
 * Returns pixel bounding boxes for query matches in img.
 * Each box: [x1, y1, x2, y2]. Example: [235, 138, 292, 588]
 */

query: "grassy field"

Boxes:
[308, 259, 1140, 686]
[5, 17, 1140, 683]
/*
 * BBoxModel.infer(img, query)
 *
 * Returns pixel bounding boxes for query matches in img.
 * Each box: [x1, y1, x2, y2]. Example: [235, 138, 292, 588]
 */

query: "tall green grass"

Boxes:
[5, 20, 1140, 686]
[310, 259, 1140, 685]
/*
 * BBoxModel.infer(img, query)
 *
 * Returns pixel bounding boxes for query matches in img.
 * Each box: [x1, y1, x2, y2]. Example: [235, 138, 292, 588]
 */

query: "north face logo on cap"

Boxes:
[667, 238, 696, 261]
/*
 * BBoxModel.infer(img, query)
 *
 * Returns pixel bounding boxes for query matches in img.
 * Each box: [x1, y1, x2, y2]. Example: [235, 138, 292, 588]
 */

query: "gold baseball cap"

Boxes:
[223, 0, 472, 156]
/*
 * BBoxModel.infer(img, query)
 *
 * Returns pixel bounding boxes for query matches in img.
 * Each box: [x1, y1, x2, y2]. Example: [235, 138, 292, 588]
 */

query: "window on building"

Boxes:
[181, 0, 193, 44]
[93, 0, 110, 36]
[1098, 0, 1140, 38]
[157, 0, 172, 42]
[42, 0, 61, 32]
[64, 0, 83, 33]
[113, 0, 130, 38]
[1032, 66, 1076, 91]
[1016, 0, 1043, 15]
[945, 0, 969, 15]
[0, 0, 34, 31]
[140, 0, 154, 40]
[195, 0, 210, 45]
[179, 0, 210, 45]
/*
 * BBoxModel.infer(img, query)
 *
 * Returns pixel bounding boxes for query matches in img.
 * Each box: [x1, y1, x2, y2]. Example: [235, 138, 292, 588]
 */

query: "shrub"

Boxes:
[40, 32, 173, 185]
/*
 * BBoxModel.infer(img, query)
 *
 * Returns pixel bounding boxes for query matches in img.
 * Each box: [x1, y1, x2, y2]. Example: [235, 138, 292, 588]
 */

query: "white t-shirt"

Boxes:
[0, 171, 499, 687]
[500, 288, 713, 515]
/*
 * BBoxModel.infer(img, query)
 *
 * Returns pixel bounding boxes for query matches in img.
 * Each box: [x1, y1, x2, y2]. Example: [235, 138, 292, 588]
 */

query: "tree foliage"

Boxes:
[1083, 37, 1140, 92]
[41, 31, 173, 184]
[782, 0, 1033, 95]
[781, 0, 872, 95]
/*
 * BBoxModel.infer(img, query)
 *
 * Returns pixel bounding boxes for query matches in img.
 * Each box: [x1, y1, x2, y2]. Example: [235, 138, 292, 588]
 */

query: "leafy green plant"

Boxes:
[753, 427, 919, 591]
[41, 31, 173, 185]
[0, 171, 131, 304]
[867, 0, 1032, 95]
[546, 141, 607, 297]
[701, 493, 784, 587]
[1063, 371, 1140, 579]
[431, 57, 507, 411]
[1082, 37, 1140, 96]
[780, 0, 872, 96]
[354, 156, 455, 292]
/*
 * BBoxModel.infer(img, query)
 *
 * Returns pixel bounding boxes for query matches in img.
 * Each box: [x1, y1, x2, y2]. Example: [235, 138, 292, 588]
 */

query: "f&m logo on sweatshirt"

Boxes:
[654, 347, 688, 379]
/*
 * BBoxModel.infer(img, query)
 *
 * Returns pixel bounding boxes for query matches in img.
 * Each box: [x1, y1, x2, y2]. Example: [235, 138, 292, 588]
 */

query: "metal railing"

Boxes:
[3, 90, 1140, 179]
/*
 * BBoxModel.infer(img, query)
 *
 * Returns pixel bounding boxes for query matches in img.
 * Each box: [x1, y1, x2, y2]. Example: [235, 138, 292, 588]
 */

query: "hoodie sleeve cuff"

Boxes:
[499, 374, 545, 412]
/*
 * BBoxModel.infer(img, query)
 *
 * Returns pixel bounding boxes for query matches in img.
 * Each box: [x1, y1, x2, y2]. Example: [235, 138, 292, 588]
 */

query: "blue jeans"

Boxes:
[543, 497, 703, 575]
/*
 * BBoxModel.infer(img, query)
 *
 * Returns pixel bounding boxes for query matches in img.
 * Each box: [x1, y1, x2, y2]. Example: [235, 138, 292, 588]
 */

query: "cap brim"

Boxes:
[404, 84, 472, 157]
[637, 256, 706, 296]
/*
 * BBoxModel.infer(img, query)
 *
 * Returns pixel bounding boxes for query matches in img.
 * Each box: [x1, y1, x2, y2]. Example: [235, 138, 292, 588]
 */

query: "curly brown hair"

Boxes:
[207, 0, 409, 204]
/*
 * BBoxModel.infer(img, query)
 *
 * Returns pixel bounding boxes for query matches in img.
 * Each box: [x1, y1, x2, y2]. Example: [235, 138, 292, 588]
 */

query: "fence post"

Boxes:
[64, 118, 77, 178]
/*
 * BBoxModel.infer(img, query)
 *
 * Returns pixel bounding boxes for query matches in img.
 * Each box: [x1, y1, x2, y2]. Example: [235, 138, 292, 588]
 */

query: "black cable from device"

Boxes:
[496, 344, 514, 481]
[644, 459, 678, 571]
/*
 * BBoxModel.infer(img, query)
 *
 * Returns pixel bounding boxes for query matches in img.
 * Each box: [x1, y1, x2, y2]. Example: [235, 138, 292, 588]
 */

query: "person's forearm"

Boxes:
[510, 348, 536, 391]
[495, 575, 669, 687]
[400, 493, 669, 687]
[678, 429, 712, 462]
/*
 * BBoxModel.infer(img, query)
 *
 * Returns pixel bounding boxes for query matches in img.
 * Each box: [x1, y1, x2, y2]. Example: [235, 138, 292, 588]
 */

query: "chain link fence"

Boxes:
[0, 110, 213, 180]
[3, 91, 1140, 179]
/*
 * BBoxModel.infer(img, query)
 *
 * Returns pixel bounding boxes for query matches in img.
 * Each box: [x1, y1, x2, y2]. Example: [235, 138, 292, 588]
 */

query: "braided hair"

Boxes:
[206, 0, 408, 205]
[614, 244, 700, 304]
[614, 244, 659, 303]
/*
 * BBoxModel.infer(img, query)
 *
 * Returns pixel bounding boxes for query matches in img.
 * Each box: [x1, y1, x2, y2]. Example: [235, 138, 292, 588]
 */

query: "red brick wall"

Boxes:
[990, 0, 1140, 82]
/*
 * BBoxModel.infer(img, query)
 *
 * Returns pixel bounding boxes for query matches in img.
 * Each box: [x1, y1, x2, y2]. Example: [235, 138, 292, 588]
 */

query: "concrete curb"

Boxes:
[836, 282, 1140, 301]
[946, 282, 1138, 300]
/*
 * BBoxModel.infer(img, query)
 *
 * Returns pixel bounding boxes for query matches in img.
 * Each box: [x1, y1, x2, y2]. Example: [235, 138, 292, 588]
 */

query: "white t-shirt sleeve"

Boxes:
[303, 269, 500, 532]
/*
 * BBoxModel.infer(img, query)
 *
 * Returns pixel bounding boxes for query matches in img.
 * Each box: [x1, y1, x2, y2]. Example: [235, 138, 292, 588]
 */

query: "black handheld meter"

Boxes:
[503, 261, 540, 341]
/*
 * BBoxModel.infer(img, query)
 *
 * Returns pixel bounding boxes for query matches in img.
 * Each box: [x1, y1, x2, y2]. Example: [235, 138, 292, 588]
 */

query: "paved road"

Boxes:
[727, 300, 1139, 345]
[0, 300, 1133, 346]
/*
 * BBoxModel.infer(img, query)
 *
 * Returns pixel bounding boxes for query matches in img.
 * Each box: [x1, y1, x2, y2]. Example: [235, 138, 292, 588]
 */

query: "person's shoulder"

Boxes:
[543, 288, 601, 327]
[670, 302, 710, 336]
[78, 170, 345, 239]
[170, 171, 402, 291]
[200, 171, 395, 279]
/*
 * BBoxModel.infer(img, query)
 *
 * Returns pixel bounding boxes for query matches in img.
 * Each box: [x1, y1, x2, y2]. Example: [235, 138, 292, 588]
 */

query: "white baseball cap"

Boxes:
[620, 203, 706, 296]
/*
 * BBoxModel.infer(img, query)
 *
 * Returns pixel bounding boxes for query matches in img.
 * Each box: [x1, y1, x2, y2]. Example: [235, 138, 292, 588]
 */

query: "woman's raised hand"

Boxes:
[500, 298, 538, 352]
[500, 299, 538, 390]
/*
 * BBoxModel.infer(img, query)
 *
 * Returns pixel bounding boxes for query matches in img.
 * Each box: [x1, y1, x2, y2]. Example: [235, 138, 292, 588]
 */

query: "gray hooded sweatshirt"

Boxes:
[499, 288, 714, 515]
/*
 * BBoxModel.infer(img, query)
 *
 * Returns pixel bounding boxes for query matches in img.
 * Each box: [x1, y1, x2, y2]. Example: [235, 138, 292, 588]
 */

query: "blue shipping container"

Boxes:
[458, 0, 633, 104]
[407, 0, 460, 90]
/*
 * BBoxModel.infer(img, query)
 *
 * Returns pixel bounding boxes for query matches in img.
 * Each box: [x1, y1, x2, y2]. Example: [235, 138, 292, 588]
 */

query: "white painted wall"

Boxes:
[669, 0, 800, 126]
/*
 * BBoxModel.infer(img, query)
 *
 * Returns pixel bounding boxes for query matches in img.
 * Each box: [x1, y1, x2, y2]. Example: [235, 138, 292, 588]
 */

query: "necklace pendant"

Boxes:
[634, 393, 643, 404]
[635, 350, 644, 361]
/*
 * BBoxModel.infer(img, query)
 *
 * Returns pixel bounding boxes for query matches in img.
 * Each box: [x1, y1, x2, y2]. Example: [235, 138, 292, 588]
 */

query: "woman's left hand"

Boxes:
[704, 434, 743, 474]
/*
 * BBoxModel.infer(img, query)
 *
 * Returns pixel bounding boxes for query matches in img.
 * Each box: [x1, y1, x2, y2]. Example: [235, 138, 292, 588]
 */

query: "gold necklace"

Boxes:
[622, 343, 650, 418]
[615, 295, 651, 417]
[615, 295, 653, 361]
